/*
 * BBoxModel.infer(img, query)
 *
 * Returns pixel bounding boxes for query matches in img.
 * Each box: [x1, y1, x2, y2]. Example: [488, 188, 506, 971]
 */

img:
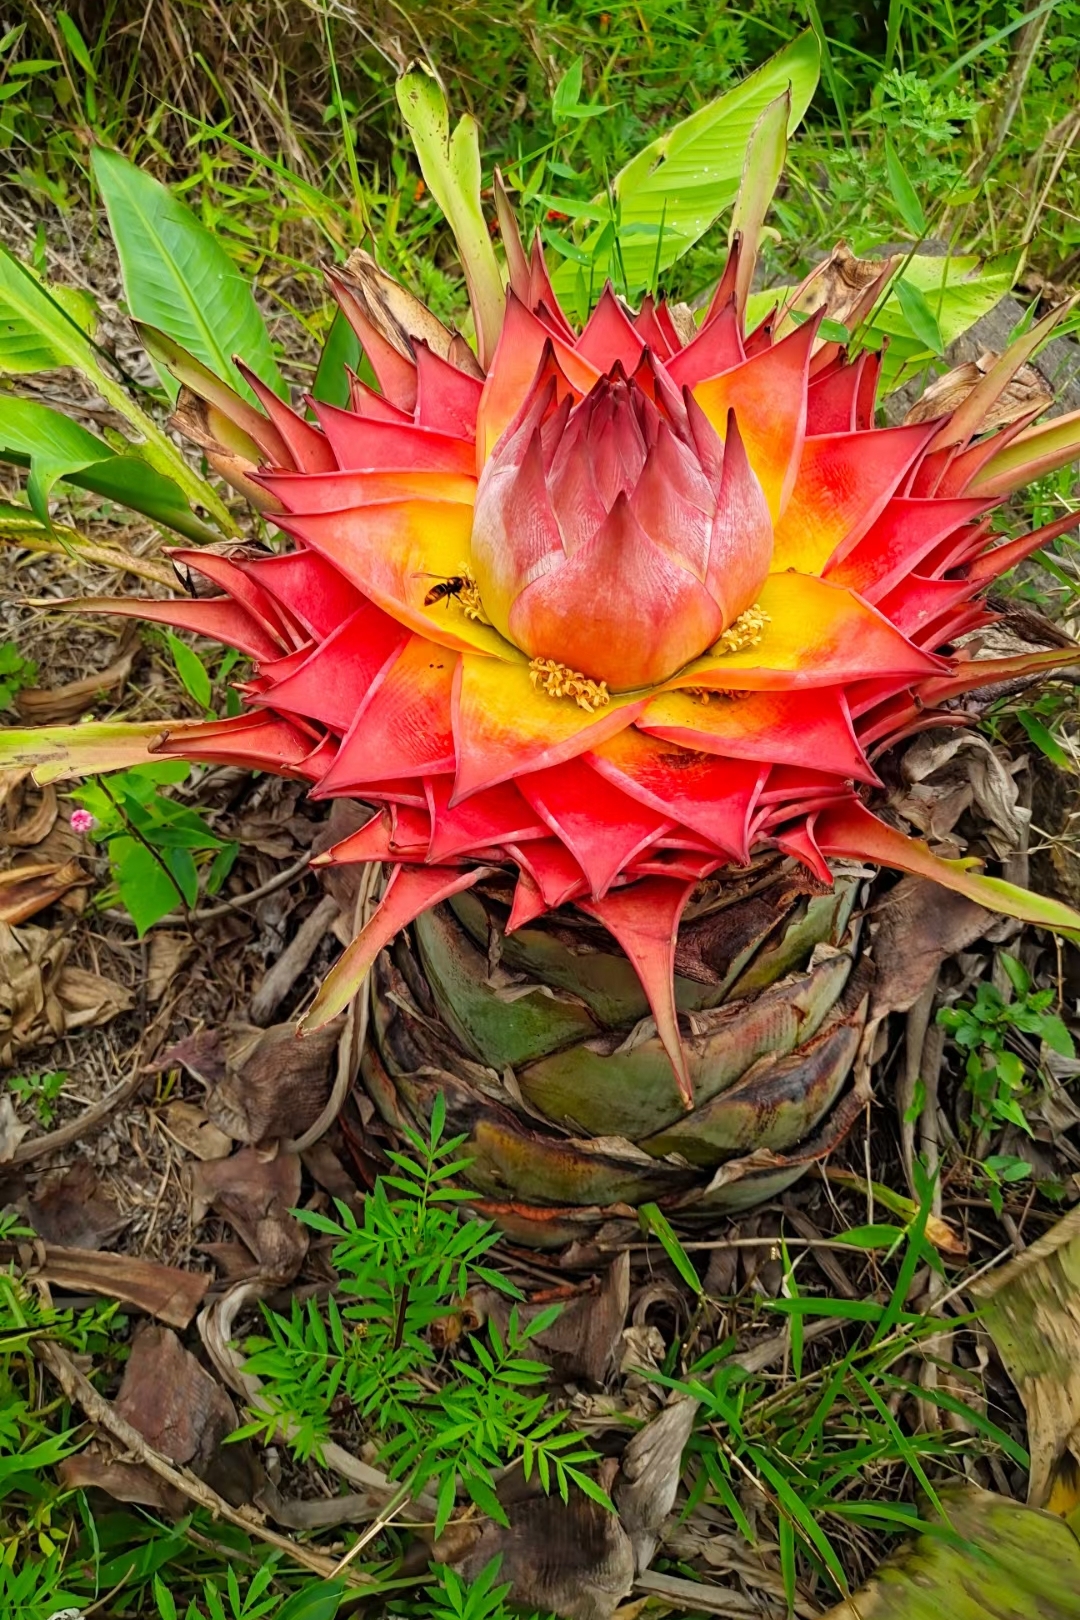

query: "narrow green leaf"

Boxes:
[312, 308, 361, 407]
[833, 1223, 907, 1250]
[640, 1203, 703, 1297]
[729, 89, 790, 318]
[894, 278, 945, 355]
[884, 134, 927, 237]
[165, 632, 213, 711]
[1015, 709, 1071, 771]
[91, 146, 285, 404]
[0, 719, 208, 784]
[57, 11, 95, 77]
[273, 1581, 345, 1620]
[0, 397, 219, 541]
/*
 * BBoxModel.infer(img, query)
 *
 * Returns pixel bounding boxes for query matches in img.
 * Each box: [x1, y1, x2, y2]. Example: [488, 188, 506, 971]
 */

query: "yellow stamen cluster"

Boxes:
[688, 688, 740, 704]
[714, 602, 770, 654]
[529, 658, 611, 713]
[456, 565, 490, 624]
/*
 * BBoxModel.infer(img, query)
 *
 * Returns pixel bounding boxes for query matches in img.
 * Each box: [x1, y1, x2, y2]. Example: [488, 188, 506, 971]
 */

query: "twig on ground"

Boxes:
[249, 893, 339, 1025]
[32, 1337, 376, 1585]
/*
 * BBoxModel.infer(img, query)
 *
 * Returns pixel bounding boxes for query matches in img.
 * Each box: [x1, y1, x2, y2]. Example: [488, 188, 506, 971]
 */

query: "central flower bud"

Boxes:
[469, 350, 774, 691]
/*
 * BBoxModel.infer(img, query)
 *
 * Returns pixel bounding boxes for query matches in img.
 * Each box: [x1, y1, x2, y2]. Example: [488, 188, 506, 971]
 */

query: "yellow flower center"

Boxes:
[713, 603, 770, 654]
[528, 658, 611, 713]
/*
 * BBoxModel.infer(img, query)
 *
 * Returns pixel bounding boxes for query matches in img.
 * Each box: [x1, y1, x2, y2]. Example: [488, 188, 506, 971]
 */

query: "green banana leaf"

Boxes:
[549, 31, 821, 301]
[91, 145, 286, 405]
[0, 397, 219, 542]
[824, 1487, 1080, 1619]
[0, 246, 234, 532]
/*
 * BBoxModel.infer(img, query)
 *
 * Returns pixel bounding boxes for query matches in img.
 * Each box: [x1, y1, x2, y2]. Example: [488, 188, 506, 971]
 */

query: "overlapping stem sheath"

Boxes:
[13, 228, 1080, 1093]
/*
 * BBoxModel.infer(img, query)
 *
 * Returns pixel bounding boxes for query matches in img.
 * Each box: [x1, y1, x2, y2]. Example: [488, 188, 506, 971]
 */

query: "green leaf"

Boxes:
[728, 88, 790, 317]
[0, 246, 235, 530]
[1015, 709, 1072, 771]
[552, 57, 585, 123]
[396, 69, 503, 368]
[884, 134, 927, 237]
[312, 308, 361, 406]
[893, 277, 945, 356]
[165, 632, 213, 711]
[0, 396, 219, 541]
[551, 32, 820, 298]
[57, 11, 95, 78]
[112, 838, 184, 933]
[0, 719, 205, 784]
[1038, 1014, 1075, 1059]
[833, 1223, 907, 1250]
[154, 1574, 179, 1620]
[90, 146, 285, 404]
[872, 250, 1021, 387]
[272, 1581, 345, 1620]
[820, 1485, 1080, 1618]
[0, 270, 97, 372]
[640, 1203, 703, 1297]
[747, 248, 1021, 396]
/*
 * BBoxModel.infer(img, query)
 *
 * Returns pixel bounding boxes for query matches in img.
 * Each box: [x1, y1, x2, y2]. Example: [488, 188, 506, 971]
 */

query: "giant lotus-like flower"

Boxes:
[53, 217, 1080, 1101]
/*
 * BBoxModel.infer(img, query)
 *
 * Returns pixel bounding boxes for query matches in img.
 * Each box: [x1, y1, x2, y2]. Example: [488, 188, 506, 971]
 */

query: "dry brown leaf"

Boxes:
[614, 1397, 699, 1574]
[27, 1162, 128, 1249]
[973, 1206, 1080, 1509]
[0, 859, 89, 924]
[459, 1491, 636, 1620]
[195, 1239, 263, 1280]
[4, 1241, 209, 1327]
[146, 932, 195, 1003]
[868, 877, 992, 1022]
[470, 1253, 630, 1384]
[170, 388, 276, 510]
[903, 351, 1053, 434]
[14, 644, 136, 724]
[0, 1096, 32, 1162]
[301, 1138, 363, 1212]
[206, 1019, 341, 1144]
[116, 1324, 236, 1465]
[0, 920, 131, 1065]
[160, 1100, 233, 1161]
[188, 1146, 307, 1283]
[897, 732, 1029, 859]
[157, 1027, 227, 1086]
[342, 247, 474, 367]
[781, 242, 898, 337]
[57, 1450, 188, 1516]
[0, 770, 58, 847]
[60, 1324, 257, 1514]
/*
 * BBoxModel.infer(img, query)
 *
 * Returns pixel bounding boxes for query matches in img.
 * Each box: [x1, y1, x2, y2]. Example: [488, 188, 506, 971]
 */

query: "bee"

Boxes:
[422, 574, 468, 607]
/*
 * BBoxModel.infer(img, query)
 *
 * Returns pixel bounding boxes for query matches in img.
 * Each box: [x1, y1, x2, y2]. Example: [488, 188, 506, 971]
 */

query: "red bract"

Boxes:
[40, 232, 1080, 1091]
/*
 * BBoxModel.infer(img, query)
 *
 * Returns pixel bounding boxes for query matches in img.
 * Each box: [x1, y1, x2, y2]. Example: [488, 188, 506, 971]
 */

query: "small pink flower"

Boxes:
[70, 809, 96, 834]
